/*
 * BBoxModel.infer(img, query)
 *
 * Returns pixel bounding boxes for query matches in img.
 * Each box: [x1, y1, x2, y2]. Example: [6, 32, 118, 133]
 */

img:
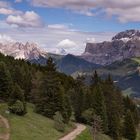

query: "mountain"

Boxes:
[58, 54, 100, 75]
[81, 57, 140, 97]
[0, 41, 45, 60]
[82, 30, 140, 65]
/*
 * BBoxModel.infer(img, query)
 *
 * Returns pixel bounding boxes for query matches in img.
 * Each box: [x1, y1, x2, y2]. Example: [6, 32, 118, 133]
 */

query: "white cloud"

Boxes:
[0, 8, 22, 15]
[57, 39, 77, 48]
[48, 24, 69, 30]
[30, 0, 140, 22]
[86, 37, 96, 43]
[6, 11, 44, 27]
[0, 34, 15, 44]
[0, 1, 10, 8]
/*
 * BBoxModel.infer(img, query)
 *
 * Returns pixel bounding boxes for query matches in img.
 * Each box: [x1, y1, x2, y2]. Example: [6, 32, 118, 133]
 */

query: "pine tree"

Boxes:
[35, 58, 71, 122]
[8, 83, 27, 115]
[35, 72, 65, 118]
[90, 71, 108, 133]
[123, 110, 137, 140]
[91, 70, 101, 86]
[124, 96, 139, 126]
[0, 61, 12, 101]
[103, 75, 122, 139]
[45, 57, 56, 72]
[61, 95, 72, 124]
[72, 75, 85, 122]
[92, 85, 108, 133]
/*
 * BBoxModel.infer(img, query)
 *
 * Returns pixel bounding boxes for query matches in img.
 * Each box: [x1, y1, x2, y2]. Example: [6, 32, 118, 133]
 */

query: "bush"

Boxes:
[9, 100, 26, 116]
[82, 108, 95, 125]
[53, 112, 65, 132]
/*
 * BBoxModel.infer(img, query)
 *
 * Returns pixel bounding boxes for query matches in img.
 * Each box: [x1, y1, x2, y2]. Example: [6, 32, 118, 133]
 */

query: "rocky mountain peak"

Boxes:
[112, 29, 140, 41]
[0, 41, 46, 60]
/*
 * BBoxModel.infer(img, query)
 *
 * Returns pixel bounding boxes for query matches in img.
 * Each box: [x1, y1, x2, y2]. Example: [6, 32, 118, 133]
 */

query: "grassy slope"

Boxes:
[137, 128, 140, 140]
[75, 128, 140, 140]
[0, 103, 74, 140]
[75, 128, 112, 140]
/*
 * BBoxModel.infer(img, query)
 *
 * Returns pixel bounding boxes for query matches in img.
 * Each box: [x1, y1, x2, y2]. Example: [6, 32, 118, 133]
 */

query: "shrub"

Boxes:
[53, 112, 65, 132]
[9, 100, 26, 116]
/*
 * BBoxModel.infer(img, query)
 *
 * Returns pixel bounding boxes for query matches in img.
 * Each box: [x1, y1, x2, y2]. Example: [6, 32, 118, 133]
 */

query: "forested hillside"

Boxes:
[0, 53, 139, 140]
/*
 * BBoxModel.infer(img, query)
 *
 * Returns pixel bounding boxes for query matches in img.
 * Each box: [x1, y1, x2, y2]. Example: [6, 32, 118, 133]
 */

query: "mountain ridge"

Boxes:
[82, 29, 140, 65]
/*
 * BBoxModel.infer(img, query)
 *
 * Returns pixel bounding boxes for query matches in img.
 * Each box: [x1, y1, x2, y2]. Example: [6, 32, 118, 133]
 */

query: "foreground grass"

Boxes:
[0, 103, 75, 140]
[75, 127, 140, 140]
[75, 128, 112, 140]
[137, 128, 140, 140]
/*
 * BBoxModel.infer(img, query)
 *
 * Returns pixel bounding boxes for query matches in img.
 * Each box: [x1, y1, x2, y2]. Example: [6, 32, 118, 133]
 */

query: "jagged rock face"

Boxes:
[82, 30, 140, 65]
[0, 41, 45, 60]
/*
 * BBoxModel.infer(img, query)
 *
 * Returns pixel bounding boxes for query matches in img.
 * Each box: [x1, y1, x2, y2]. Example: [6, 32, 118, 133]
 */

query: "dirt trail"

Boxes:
[0, 115, 10, 140]
[59, 123, 86, 140]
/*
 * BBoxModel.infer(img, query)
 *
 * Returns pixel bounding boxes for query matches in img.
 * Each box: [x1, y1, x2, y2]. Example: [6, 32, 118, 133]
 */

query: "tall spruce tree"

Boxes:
[35, 71, 64, 118]
[72, 75, 85, 122]
[123, 110, 137, 140]
[124, 96, 139, 126]
[90, 71, 108, 133]
[35, 57, 71, 123]
[103, 75, 122, 140]
[0, 61, 12, 101]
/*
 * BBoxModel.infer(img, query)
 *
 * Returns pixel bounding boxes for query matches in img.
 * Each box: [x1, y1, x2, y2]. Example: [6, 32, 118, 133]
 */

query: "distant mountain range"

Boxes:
[0, 29, 140, 97]
[0, 41, 45, 60]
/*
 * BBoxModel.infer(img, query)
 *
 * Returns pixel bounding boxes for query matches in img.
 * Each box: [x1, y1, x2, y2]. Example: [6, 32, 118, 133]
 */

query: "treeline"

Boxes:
[0, 53, 139, 140]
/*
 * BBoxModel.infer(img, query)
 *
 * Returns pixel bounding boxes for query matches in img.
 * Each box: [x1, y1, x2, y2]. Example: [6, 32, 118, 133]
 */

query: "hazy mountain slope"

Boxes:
[81, 57, 140, 97]
[58, 54, 100, 75]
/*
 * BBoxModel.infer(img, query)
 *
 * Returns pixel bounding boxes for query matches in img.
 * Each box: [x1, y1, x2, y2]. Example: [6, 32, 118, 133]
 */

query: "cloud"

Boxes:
[30, 0, 140, 22]
[0, 20, 115, 55]
[6, 11, 44, 27]
[30, 0, 97, 16]
[0, 1, 22, 16]
[48, 24, 69, 30]
[0, 8, 22, 15]
[15, 0, 22, 3]
[0, 34, 15, 44]
[86, 37, 96, 43]
[57, 39, 77, 48]
[0, 1, 10, 8]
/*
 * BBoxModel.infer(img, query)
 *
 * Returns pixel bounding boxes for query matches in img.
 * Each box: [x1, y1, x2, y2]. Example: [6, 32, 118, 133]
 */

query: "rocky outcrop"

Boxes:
[82, 30, 140, 65]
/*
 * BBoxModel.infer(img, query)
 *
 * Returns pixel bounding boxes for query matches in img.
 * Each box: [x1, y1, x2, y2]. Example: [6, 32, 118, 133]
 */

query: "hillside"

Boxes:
[75, 128, 140, 140]
[75, 57, 140, 97]
[58, 54, 100, 75]
[0, 104, 75, 140]
[75, 128, 112, 140]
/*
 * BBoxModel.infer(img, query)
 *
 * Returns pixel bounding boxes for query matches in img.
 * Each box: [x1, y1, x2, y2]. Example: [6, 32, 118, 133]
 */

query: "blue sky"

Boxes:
[0, 0, 140, 54]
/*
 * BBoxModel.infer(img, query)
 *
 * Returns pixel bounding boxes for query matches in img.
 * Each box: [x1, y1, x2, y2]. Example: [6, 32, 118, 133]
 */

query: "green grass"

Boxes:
[74, 128, 93, 140]
[0, 103, 75, 140]
[75, 128, 112, 140]
[136, 128, 140, 140]
[74, 128, 136, 140]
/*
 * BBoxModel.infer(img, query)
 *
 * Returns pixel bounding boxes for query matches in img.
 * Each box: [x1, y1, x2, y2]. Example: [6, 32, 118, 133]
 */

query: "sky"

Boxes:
[0, 0, 140, 55]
